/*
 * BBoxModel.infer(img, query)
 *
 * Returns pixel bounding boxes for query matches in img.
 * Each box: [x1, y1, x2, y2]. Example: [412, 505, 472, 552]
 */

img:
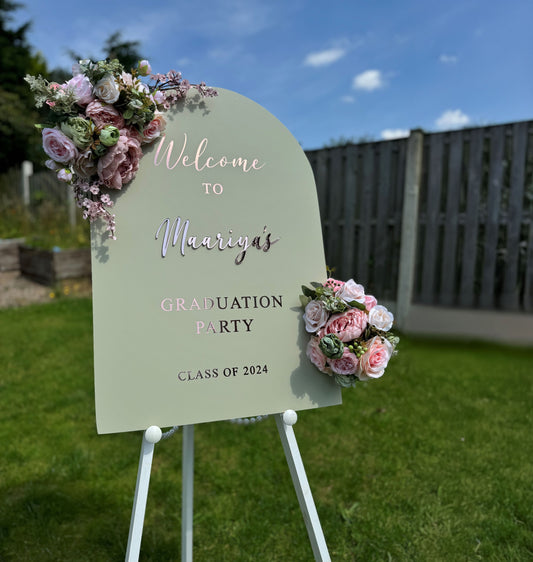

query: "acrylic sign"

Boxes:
[91, 89, 341, 434]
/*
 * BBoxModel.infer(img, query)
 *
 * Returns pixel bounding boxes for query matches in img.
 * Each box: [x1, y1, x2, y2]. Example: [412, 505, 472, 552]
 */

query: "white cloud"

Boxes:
[304, 48, 346, 67]
[439, 54, 458, 64]
[352, 69, 384, 91]
[435, 109, 470, 130]
[381, 129, 409, 140]
[341, 95, 355, 103]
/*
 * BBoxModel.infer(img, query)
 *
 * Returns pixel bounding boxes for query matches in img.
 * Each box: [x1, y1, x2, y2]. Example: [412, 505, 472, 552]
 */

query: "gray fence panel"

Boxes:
[440, 131, 463, 306]
[501, 122, 528, 309]
[479, 126, 505, 308]
[419, 133, 444, 304]
[341, 145, 358, 280]
[459, 128, 484, 307]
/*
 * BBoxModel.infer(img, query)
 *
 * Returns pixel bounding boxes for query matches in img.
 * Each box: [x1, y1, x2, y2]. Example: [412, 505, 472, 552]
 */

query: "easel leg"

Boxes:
[125, 426, 162, 562]
[276, 411, 331, 562]
[182, 424, 194, 562]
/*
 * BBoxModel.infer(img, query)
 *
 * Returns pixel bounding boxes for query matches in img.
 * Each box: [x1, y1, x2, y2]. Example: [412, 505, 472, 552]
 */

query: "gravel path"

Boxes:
[0, 271, 92, 309]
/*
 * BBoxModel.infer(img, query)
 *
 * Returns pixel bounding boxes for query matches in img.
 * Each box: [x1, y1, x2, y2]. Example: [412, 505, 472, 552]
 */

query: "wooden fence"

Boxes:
[4, 119, 533, 315]
[306, 120, 533, 314]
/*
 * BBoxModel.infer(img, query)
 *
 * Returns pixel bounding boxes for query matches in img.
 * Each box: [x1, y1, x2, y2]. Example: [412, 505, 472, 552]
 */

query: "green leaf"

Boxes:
[301, 285, 316, 298]
[348, 300, 367, 311]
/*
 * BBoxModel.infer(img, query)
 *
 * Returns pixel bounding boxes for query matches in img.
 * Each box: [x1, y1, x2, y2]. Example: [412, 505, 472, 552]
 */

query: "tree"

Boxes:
[104, 31, 143, 70]
[0, 1, 47, 170]
[68, 31, 144, 71]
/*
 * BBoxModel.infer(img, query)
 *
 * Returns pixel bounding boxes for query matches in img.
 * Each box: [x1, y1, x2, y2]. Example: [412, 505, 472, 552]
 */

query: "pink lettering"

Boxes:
[153, 134, 265, 174]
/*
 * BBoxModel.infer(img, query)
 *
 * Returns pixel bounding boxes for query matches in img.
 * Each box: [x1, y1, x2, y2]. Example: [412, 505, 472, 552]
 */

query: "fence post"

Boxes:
[395, 129, 424, 330]
[21, 161, 33, 206]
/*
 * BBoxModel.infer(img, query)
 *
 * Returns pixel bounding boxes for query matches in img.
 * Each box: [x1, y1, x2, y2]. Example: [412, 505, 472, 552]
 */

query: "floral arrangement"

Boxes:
[301, 278, 399, 388]
[25, 59, 217, 239]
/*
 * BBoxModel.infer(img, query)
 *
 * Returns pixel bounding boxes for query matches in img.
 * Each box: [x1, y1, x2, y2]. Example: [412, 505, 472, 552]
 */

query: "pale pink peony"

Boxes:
[42, 128, 79, 164]
[97, 130, 142, 189]
[368, 305, 394, 332]
[319, 308, 368, 342]
[338, 279, 365, 304]
[364, 294, 378, 311]
[329, 347, 359, 375]
[65, 74, 95, 106]
[85, 100, 125, 129]
[123, 126, 143, 144]
[306, 337, 328, 373]
[303, 299, 329, 333]
[358, 337, 392, 380]
[142, 111, 167, 143]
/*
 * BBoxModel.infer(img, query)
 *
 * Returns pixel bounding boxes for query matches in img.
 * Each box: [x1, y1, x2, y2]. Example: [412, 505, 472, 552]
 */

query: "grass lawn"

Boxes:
[0, 299, 532, 561]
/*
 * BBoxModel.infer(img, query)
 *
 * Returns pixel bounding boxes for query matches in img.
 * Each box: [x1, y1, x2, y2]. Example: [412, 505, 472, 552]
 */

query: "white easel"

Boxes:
[125, 410, 331, 561]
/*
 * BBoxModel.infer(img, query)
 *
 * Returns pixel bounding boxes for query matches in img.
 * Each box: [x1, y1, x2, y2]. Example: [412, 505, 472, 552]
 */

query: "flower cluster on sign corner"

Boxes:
[301, 278, 399, 388]
[24, 59, 217, 239]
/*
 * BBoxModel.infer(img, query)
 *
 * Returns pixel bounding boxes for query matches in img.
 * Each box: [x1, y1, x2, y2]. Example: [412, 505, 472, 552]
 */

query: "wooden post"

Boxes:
[21, 161, 33, 206]
[396, 129, 424, 330]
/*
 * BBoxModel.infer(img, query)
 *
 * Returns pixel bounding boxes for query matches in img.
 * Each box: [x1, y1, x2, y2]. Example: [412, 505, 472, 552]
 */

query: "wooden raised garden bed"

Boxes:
[0, 238, 25, 272]
[19, 245, 91, 285]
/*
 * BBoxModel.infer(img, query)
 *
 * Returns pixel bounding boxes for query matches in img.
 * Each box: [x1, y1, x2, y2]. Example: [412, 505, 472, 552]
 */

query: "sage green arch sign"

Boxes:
[91, 88, 341, 434]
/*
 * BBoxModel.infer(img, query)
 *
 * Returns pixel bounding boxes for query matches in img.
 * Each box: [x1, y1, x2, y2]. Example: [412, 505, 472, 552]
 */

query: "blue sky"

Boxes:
[14, 0, 533, 149]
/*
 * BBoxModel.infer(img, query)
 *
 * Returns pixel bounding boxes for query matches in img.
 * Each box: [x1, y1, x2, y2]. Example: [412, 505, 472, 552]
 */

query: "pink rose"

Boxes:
[142, 111, 167, 143]
[65, 74, 95, 106]
[329, 347, 359, 375]
[368, 305, 394, 332]
[358, 336, 392, 380]
[306, 337, 328, 373]
[364, 294, 378, 311]
[320, 308, 368, 342]
[85, 100, 125, 129]
[97, 130, 142, 189]
[42, 128, 79, 164]
[56, 168, 73, 182]
[303, 299, 329, 333]
[338, 279, 365, 304]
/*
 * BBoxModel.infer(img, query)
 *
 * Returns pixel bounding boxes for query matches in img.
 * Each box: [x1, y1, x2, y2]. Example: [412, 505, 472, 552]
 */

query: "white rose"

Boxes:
[368, 305, 394, 332]
[338, 279, 365, 304]
[94, 74, 120, 104]
[303, 300, 329, 333]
